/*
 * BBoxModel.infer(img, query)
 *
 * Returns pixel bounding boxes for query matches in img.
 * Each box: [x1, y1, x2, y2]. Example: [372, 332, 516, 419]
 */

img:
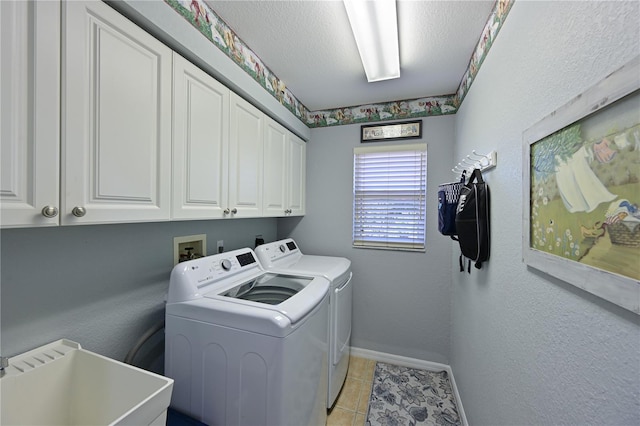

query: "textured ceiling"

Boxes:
[205, 0, 495, 112]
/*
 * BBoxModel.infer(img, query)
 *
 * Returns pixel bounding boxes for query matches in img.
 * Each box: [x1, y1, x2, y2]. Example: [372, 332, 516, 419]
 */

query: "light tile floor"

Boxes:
[327, 356, 376, 426]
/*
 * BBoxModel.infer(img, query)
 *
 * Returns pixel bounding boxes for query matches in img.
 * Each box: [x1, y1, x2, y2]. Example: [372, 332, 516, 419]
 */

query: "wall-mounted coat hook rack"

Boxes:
[451, 150, 497, 175]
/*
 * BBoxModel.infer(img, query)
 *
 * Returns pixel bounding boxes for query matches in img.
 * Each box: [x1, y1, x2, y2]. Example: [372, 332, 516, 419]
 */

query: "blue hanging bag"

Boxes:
[438, 171, 466, 240]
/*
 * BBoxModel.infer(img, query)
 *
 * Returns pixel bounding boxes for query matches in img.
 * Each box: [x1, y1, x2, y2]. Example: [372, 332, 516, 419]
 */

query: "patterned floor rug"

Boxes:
[365, 362, 461, 426]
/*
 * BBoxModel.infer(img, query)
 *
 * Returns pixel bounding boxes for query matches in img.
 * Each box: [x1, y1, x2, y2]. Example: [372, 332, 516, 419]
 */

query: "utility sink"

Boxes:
[0, 339, 173, 425]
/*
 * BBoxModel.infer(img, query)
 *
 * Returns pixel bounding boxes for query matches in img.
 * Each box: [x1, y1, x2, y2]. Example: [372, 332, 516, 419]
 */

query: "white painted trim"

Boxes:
[351, 347, 448, 371]
[351, 347, 468, 426]
[446, 364, 468, 426]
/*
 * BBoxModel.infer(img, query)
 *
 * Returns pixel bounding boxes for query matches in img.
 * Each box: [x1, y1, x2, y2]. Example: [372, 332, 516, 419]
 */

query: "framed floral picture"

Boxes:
[523, 56, 640, 314]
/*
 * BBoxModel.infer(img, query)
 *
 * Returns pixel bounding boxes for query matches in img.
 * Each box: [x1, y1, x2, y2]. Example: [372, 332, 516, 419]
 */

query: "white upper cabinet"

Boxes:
[228, 93, 264, 218]
[287, 133, 306, 216]
[172, 53, 230, 220]
[263, 119, 288, 216]
[0, 1, 60, 228]
[62, 0, 172, 225]
[262, 119, 306, 217]
[2, 0, 304, 229]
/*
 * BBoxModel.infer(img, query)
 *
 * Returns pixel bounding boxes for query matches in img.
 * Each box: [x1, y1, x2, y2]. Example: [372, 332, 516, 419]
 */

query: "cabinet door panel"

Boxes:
[262, 119, 287, 216]
[172, 54, 229, 219]
[0, 1, 60, 228]
[62, 0, 171, 225]
[96, 28, 156, 200]
[229, 93, 263, 218]
[288, 134, 306, 216]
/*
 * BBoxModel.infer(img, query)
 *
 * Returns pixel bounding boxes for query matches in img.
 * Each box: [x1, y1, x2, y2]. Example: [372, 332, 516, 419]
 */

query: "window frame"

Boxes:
[352, 142, 427, 252]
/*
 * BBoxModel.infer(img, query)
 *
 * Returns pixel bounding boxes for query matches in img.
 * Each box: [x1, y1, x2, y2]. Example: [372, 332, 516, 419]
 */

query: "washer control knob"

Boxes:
[279, 244, 286, 253]
[221, 259, 232, 271]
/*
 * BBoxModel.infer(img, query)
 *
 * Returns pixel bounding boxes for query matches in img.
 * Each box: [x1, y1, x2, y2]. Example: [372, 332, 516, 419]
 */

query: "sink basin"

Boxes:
[1, 339, 173, 425]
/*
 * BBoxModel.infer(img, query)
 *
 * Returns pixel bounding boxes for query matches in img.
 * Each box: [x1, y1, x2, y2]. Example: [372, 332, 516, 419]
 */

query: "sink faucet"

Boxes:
[0, 356, 8, 377]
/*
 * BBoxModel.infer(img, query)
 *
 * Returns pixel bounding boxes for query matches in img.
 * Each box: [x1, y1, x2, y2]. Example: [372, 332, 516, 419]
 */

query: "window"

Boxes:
[353, 143, 427, 251]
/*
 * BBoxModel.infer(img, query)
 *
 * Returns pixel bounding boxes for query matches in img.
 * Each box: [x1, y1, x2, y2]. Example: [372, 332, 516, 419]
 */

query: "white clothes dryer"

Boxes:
[165, 248, 329, 426]
[255, 238, 352, 409]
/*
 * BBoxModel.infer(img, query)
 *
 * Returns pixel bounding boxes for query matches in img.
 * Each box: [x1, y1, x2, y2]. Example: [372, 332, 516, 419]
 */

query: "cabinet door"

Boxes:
[287, 133, 306, 216]
[0, 1, 60, 228]
[172, 54, 229, 220]
[62, 0, 172, 225]
[262, 118, 288, 217]
[228, 93, 263, 218]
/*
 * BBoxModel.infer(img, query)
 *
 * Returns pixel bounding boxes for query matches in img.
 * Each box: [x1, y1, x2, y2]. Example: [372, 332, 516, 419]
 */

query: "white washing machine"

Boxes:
[255, 238, 352, 409]
[165, 248, 329, 426]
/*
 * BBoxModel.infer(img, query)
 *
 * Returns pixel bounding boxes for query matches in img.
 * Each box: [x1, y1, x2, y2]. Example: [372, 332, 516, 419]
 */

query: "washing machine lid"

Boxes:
[167, 273, 329, 336]
[167, 248, 330, 336]
[203, 272, 329, 326]
[219, 273, 310, 305]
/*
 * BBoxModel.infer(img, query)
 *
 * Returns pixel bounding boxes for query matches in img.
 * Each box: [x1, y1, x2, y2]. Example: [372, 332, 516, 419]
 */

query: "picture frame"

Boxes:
[361, 120, 422, 143]
[523, 56, 640, 315]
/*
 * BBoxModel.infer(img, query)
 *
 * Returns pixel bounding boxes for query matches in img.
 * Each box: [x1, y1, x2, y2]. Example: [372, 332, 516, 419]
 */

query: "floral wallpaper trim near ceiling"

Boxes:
[164, 0, 309, 122]
[307, 96, 457, 128]
[164, 0, 514, 129]
[454, 0, 514, 108]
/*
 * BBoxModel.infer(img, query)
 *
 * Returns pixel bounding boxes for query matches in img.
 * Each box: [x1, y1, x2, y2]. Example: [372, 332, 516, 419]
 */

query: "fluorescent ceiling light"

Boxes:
[343, 0, 400, 82]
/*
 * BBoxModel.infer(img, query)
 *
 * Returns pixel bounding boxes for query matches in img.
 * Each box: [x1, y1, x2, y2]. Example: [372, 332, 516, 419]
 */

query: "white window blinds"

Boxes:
[353, 143, 427, 251]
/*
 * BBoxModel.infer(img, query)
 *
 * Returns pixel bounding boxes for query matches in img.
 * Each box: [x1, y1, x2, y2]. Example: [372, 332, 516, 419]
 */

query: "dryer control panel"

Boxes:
[255, 238, 302, 267]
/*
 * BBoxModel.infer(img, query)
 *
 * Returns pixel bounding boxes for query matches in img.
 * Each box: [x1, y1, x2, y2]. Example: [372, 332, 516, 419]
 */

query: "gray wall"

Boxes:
[279, 115, 455, 364]
[0, 219, 276, 369]
[451, 1, 640, 424]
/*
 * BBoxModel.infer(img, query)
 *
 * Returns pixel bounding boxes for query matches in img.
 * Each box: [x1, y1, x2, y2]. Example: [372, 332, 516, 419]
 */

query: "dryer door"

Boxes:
[333, 272, 353, 365]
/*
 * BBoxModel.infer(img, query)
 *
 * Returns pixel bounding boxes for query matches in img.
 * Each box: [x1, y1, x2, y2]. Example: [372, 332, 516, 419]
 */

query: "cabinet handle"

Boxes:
[41, 206, 59, 218]
[284, 209, 291, 214]
[71, 206, 86, 217]
[224, 208, 230, 215]
[231, 208, 238, 214]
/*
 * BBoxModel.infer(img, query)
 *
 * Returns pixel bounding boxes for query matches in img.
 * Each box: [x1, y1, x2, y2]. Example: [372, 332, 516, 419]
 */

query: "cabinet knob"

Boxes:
[71, 206, 86, 217]
[231, 208, 238, 214]
[285, 209, 292, 214]
[224, 208, 230, 215]
[41, 206, 59, 218]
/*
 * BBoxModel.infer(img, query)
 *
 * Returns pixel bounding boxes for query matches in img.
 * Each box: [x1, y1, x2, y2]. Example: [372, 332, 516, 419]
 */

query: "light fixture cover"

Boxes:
[344, 0, 400, 82]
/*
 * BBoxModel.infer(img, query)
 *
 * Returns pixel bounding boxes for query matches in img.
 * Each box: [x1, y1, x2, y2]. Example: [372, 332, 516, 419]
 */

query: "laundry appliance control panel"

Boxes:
[167, 248, 261, 303]
[255, 238, 302, 265]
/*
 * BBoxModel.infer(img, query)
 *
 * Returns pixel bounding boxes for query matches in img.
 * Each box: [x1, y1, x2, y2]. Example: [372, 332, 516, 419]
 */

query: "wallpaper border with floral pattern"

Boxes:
[164, 0, 514, 128]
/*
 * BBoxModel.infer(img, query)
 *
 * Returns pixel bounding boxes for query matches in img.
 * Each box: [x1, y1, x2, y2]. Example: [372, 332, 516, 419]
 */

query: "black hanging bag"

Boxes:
[455, 168, 490, 271]
[437, 172, 466, 239]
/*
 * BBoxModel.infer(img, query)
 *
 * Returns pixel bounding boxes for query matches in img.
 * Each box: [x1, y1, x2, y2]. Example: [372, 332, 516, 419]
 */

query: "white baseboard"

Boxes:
[350, 346, 468, 426]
